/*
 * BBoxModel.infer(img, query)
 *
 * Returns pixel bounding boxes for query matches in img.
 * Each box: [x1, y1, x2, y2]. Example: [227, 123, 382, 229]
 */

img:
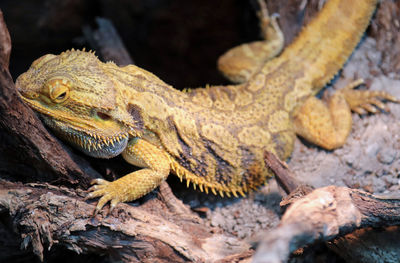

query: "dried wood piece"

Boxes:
[264, 151, 304, 194]
[328, 227, 400, 263]
[371, 0, 400, 74]
[254, 152, 400, 263]
[0, 9, 10, 69]
[0, 180, 251, 262]
[264, 151, 314, 208]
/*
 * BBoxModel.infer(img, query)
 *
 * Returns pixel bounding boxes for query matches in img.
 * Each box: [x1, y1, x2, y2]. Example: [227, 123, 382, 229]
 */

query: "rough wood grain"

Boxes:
[0, 180, 251, 262]
[253, 152, 400, 263]
[328, 227, 400, 263]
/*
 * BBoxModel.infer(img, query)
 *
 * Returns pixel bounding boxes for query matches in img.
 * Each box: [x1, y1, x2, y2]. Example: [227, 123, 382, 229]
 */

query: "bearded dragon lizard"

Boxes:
[16, 0, 397, 213]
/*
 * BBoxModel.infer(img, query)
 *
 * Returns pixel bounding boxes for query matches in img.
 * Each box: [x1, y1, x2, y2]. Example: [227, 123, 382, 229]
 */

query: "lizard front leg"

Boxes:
[87, 138, 170, 213]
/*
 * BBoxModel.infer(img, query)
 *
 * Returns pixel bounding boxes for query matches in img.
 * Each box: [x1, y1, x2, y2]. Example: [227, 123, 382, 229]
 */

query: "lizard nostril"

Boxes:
[97, 112, 112, 120]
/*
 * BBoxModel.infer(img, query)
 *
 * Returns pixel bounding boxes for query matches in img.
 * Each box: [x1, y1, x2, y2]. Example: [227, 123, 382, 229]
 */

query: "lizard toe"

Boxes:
[88, 184, 107, 192]
[94, 193, 114, 214]
[109, 198, 122, 213]
[342, 89, 398, 114]
[90, 178, 110, 185]
[86, 188, 107, 200]
[361, 103, 378, 113]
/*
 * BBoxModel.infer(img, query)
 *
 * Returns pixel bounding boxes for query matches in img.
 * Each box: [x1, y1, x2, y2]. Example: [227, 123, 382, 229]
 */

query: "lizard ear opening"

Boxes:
[96, 111, 112, 121]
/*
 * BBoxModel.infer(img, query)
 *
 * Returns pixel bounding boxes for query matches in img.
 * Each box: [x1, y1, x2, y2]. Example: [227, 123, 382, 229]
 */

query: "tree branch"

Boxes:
[254, 152, 400, 263]
[0, 180, 251, 262]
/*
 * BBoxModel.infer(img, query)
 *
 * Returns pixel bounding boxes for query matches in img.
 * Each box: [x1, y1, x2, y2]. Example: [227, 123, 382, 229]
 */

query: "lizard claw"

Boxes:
[94, 193, 114, 215]
[340, 79, 399, 114]
[87, 184, 107, 192]
[86, 178, 124, 214]
[90, 178, 110, 185]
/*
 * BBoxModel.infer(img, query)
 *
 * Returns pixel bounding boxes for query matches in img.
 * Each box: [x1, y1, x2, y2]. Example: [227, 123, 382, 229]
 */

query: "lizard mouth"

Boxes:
[16, 90, 132, 158]
[41, 114, 129, 158]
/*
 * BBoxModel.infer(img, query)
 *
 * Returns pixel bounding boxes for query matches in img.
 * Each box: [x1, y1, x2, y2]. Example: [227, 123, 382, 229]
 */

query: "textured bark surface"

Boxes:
[0, 180, 251, 262]
[328, 227, 400, 263]
[253, 153, 400, 263]
[371, 0, 400, 75]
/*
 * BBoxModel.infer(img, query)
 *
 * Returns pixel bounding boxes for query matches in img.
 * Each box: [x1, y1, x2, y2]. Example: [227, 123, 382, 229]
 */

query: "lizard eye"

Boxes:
[50, 85, 69, 103]
[46, 78, 70, 103]
[57, 91, 67, 100]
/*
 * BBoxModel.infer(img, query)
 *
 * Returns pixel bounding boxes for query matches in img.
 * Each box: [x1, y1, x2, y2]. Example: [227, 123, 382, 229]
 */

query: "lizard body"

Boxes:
[16, 0, 397, 211]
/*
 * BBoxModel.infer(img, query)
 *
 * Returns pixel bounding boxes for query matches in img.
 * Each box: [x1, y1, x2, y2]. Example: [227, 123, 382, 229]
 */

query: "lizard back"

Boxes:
[153, 0, 378, 194]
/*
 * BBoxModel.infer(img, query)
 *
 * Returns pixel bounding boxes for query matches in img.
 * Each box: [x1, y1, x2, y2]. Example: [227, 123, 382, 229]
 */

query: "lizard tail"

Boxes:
[254, 0, 378, 109]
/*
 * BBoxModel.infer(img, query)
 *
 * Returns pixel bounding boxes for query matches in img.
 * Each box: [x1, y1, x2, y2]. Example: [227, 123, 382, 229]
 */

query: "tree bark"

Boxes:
[252, 152, 400, 263]
[0, 180, 251, 262]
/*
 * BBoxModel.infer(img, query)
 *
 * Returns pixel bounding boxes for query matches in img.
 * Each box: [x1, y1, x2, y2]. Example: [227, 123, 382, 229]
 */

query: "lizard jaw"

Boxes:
[41, 114, 129, 159]
[17, 93, 132, 159]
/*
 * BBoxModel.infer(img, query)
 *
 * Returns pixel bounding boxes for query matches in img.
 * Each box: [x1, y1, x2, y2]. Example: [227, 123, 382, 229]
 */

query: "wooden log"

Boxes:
[253, 152, 400, 263]
[0, 180, 251, 262]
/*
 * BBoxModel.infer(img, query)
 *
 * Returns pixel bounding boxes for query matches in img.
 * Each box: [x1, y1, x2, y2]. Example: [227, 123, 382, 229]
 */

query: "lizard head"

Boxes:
[15, 50, 138, 158]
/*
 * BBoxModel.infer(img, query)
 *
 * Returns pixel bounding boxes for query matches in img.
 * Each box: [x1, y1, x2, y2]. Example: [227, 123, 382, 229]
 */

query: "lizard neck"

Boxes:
[246, 0, 378, 113]
[104, 63, 191, 144]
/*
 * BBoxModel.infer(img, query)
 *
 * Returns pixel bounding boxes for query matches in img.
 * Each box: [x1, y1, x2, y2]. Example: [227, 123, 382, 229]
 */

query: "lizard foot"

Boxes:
[256, 0, 279, 37]
[340, 78, 399, 115]
[86, 168, 169, 214]
[87, 178, 127, 214]
[217, 0, 283, 83]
